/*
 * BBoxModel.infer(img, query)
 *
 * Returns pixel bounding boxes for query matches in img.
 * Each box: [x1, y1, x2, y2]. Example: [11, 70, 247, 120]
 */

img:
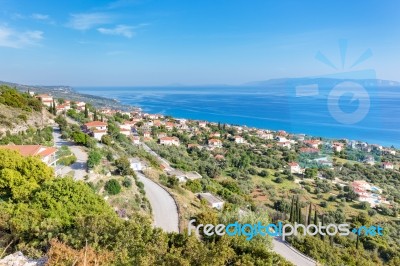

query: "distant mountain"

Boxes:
[243, 78, 400, 87]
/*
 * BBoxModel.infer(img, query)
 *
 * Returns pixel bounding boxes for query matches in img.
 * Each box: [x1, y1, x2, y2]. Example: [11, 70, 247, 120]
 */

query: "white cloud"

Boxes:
[67, 13, 111, 30]
[97, 24, 135, 38]
[0, 26, 43, 48]
[31, 13, 49, 20]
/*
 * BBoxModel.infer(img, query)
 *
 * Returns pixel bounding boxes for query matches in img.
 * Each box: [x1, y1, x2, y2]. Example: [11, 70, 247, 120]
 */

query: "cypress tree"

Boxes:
[296, 196, 300, 223]
[307, 203, 312, 226]
[298, 203, 302, 224]
[84, 104, 89, 118]
[314, 209, 318, 225]
[289, 196, 295, 223]
[320, 214, 325, 240]
[356, 233, 359, 249]
[101, 114, 104, 122]
[94, 110, 98, 121]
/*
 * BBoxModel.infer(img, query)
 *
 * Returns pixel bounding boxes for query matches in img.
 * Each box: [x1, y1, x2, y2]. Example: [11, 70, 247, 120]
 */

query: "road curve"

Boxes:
[53, 126, 88, 180]
[136, 171, 179, 233]
[272, 237, 316, 266]
[140, 143, 316, 265]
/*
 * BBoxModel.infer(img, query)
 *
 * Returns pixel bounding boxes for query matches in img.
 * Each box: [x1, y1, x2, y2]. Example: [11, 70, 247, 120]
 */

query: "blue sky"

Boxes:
[0, 0, 399, 86]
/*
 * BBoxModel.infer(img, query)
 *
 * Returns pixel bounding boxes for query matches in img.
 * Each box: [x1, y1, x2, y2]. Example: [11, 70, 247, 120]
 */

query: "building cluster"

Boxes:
[351, 180, 389, 207]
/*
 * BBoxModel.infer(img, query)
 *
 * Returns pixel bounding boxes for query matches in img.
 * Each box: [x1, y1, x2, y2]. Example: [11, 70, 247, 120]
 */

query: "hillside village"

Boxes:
[1, 86, 400, 265]
[3, 88, 400, 212]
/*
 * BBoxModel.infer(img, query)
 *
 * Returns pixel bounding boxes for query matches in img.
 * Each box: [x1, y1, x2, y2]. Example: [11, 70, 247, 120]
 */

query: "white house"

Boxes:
[166, 169, 187, 182]
[234, 136, 245, 144]
[198, 121, 207, 128]
[132, 136, 140, 145]
[304, 139, 321, 149]
[84, 121, 107, 131]
[119, 128, 131, 136]
[0, 145, 57, 166]
[159, 136, 180, 146]
[288, 162, 302, 174]
[165, 122, 175, 131]
[84, 121, 108, 141]
[35, 94, 53, 107]
[198, 193, 225, 210]
[332, 142, 344, 152]
[93, 130, 107, 141]
[382, 162, 394, 170]
[130, 158, 143, 171]
[208, 138, 222, 148]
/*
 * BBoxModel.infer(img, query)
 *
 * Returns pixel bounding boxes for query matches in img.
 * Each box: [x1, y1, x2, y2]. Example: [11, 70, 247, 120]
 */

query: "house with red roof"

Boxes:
[35, 94, 53, 107]
[304, 139, 321, 149]
[208, 138, 222, 148]
[382, 162, 394, 170]
[288, 162, 302, 174]
[83, 121, 108, 140]
[0, 145, 57, 166]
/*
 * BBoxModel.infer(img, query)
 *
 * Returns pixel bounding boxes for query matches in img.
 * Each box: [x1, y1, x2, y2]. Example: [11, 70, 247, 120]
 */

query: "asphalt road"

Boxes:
[272, 237, 316, 266]
[136, 170, 179, 233]
[141, 143, 317, 266]
[53, 126, 88, 180]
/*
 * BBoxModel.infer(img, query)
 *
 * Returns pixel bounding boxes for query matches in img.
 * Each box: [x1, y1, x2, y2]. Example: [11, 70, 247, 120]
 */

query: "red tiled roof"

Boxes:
[0, 145, 56, 158]
[85, 121, 107, 127]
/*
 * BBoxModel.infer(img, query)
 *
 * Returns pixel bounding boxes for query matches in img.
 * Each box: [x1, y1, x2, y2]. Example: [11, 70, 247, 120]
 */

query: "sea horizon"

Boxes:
[75, 86, 400, 148]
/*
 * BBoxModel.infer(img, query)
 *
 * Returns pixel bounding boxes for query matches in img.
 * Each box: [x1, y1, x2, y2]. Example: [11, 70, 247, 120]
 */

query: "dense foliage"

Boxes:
[0, 86, 42, 112]
[0, 148, 291, 265]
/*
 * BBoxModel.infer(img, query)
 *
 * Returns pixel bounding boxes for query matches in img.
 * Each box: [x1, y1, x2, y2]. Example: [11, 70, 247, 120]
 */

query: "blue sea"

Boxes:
[75, 85, 400, 147]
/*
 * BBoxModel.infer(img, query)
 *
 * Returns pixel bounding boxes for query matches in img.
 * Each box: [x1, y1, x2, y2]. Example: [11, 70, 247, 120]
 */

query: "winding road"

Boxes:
[136, 170, 179, 233]
[138, 144, 316, 266]
[53, 126, 88, 180]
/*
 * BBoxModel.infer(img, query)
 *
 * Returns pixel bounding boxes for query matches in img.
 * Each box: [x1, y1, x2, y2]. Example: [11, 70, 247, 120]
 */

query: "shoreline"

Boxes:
[9, 79, 398, 149]
[74, 88, 399, 150]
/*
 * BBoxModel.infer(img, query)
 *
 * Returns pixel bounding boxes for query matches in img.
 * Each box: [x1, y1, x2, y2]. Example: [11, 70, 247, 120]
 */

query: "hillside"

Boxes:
[0, 85, 54, 137]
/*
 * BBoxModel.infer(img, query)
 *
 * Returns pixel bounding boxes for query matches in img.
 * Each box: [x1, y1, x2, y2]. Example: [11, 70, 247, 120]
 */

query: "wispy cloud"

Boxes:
[97, 23, 148, 38]
[67, 13, 112, 30]
[97, 24, 135, 38]
[31, 13, 49, 20]
[0, 26, 43, 48]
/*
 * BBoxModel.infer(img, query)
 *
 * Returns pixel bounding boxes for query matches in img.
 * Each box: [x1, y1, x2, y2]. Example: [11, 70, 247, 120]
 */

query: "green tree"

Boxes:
[104, 179, 121, 195]
[87, 149, 102, 168]
[115, 157, 134, 176]
[304, 168, 318, 179]
[84, 104, 89, 118]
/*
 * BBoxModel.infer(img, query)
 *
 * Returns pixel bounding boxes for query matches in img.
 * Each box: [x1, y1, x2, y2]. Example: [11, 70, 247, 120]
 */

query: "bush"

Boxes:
[320, 201, 327, 207]
[104, 179, 121, 195]
[88, 150, 102, 168]
[328, 195, 336, 201]
[122, 177, 132, 188]
[258, 169, 269, 177]
[115, 157, 134, 176]
[185, 179, 202, 193]
[274, 177, 283, 183]
[368, 209, 377, 216]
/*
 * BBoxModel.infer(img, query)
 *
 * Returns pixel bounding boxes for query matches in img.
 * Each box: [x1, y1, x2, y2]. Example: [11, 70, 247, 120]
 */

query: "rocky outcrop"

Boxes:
[0, 252, 47, 266]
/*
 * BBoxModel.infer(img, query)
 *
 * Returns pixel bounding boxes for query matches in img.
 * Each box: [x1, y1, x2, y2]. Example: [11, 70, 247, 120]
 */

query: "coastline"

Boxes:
[74, 87, 399, 149]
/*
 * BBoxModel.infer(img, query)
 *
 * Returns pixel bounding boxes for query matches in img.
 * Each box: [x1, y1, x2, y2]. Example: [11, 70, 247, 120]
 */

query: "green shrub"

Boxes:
[122, 177, 132, 188]
[104, 179, 121, 195]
